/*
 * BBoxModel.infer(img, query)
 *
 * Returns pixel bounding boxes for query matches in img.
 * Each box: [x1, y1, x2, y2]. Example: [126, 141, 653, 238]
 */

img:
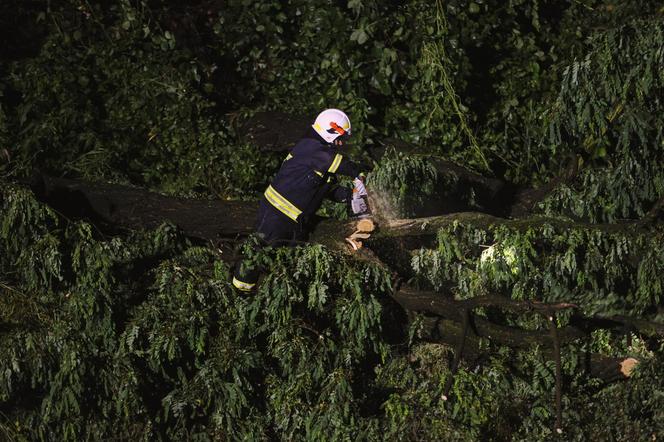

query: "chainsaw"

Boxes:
[346, 178, 375, 251]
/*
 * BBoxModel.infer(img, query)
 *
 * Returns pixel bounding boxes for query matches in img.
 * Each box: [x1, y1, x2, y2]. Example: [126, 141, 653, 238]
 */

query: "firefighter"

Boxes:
[232, 108, 368, 292]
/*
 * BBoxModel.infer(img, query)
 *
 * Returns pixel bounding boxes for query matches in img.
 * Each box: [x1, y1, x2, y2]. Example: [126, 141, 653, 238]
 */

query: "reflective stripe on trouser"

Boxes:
[233, 260, 260, 292]
[264, 185, 302, 222]
[232, 277, 255, 291]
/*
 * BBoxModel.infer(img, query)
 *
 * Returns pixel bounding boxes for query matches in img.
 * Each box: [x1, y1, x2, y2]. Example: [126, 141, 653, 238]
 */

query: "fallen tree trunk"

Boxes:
[379, 212, 659, 239]
[30, 175, 257, 239]
[368, 138, 587, 219]
[393, 285, 664, 341]
[367, 139, 513, 217]
[31, 175, 658, 250]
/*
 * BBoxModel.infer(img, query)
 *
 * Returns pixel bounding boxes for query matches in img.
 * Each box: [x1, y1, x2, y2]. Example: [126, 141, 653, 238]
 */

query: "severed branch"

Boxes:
[415, 315, 640, 384]
[442, 308, 470, 401]
[548, 315, 563, 434]
[379, 212, 661, 240]
[392, 286, 579, 323]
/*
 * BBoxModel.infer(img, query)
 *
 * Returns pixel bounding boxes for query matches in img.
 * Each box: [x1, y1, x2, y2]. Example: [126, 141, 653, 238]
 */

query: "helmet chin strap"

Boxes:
[328, 123, 349, 146]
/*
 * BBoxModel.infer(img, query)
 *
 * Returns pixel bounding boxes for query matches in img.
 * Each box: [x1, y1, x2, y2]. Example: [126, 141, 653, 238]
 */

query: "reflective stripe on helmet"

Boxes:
[264, 185, 302, 222]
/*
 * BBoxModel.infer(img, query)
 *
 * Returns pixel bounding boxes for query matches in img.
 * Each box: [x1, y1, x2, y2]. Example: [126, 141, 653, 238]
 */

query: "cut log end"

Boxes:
[356, 218, 376, 233]
[620, 357, 639, 377]
[345, 218, 376, 252]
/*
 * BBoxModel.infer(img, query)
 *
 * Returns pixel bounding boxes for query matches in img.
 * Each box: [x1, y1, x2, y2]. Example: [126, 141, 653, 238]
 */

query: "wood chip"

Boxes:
[345, 237, 362, 251]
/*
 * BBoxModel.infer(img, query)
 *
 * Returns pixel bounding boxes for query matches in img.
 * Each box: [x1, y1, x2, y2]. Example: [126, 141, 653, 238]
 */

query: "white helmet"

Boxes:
[312, 108, 351, 143]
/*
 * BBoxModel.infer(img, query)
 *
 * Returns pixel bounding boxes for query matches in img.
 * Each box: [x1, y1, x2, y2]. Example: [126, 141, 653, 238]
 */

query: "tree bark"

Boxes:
[30, 175, 257, 240]
[377, 212, 658, 239]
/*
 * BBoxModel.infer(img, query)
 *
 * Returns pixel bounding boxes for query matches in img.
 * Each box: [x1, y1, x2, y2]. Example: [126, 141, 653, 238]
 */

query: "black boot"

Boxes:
[232, 260, 260, 292]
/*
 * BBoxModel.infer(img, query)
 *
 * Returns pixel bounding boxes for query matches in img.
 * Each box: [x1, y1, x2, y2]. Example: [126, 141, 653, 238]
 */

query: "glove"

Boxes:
[353, 177, 367, 197]
[351, 195, 368, 215]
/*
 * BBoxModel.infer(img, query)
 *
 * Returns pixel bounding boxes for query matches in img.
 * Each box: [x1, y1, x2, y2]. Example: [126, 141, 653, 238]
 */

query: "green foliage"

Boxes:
[2, 0, 664, 439]
[0, 185, 395, 439]
[4, 1, 280, 197]
[540, 16, 664, 222]
[413, 220, 664, 318]
[0, 83, 8, 178]
[3, 0, 661, 204]
[2, 182, 663, 440]
[573, 352, 664, 440]
[1, 186, 62, 293]
[3, 0, 627, 191]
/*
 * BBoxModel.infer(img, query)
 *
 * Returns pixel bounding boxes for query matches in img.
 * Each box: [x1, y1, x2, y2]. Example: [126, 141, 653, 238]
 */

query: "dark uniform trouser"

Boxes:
[232, 201, 306, 292]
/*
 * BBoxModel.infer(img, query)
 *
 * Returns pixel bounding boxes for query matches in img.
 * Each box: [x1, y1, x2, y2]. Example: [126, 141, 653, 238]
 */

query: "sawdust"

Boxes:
[367, 188, 401, 224]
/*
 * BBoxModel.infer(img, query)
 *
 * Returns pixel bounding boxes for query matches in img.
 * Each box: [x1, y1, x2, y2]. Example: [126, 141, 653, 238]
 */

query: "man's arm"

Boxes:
[335, 155, 362, 178]
[321, 149, 363, 178]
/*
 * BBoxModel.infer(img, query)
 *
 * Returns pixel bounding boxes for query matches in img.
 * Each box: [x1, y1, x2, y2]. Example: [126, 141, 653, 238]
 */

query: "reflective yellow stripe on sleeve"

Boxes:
[232, 277, 255, 291]
[328, 153, 343, 173]
[314, 170, 323, 177]
[264, 185, 302, 222]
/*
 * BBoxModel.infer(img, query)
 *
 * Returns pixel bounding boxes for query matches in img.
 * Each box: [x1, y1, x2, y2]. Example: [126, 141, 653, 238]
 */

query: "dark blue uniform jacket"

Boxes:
[256, 130, 361, 244]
